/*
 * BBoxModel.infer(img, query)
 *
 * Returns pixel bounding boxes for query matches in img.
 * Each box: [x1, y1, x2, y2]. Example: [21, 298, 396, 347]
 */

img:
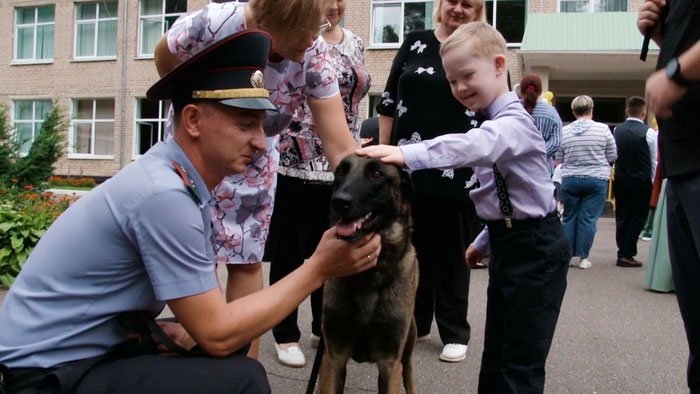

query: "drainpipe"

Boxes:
[119, 0, 128, 168]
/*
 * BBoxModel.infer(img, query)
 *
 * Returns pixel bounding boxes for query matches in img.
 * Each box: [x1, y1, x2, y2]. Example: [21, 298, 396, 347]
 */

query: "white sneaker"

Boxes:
[275, 343, 305, 367]
[569, 257, 580, 267]
[578, 259, 592, 269]
[310, 333, 321, 348]
[439, 343, 467, 362]
[641, 236, 651, 241]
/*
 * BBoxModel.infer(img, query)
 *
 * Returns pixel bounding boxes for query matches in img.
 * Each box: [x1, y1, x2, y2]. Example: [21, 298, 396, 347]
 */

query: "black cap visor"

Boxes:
[218, 97, 277, 111]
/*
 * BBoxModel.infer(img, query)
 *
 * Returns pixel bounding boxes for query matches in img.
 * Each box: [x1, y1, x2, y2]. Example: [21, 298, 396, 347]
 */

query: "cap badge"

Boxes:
[250, 70, 265, 89]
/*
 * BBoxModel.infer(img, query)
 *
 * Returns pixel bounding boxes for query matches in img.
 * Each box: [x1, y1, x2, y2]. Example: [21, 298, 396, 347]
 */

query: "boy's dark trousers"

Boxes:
[478, 212, 570, 394]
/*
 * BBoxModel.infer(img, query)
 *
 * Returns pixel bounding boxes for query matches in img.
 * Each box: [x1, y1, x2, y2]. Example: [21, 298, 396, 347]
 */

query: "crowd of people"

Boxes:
[0, 0, 699, 393]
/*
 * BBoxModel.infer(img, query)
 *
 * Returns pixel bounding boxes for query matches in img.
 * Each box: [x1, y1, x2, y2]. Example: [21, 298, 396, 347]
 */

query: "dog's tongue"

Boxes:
[336, 217, 365, 237]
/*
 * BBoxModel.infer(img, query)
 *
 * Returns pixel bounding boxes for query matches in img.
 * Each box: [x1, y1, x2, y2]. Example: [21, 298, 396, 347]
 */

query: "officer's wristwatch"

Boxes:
[666, 57, 693, 87]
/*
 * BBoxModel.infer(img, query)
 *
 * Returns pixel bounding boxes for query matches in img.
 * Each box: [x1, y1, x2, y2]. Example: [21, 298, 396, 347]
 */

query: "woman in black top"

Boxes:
[376, 0, 485, 362]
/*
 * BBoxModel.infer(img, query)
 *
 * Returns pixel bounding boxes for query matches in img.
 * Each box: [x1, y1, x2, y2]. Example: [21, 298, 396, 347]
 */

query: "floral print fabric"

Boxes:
[166, 2, 339, 263]
[278, 28, 371, 183]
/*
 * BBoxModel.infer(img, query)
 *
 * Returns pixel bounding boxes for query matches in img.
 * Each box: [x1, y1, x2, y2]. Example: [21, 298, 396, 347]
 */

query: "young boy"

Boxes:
[358, 22, 570, 394]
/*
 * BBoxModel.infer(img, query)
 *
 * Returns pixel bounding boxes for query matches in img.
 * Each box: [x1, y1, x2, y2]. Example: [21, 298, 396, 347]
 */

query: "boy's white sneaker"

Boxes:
[274, 343, 305, 368]
[439, 344, 467, 362]
[578, 259, 592, 269]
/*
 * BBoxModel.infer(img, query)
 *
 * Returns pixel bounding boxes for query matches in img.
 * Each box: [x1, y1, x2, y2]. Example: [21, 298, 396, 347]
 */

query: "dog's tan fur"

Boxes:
[318, 155, 419, 394]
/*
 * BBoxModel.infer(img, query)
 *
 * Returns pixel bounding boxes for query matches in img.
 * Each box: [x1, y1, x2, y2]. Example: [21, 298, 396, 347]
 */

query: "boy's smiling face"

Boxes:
[442, 41, 508, 112]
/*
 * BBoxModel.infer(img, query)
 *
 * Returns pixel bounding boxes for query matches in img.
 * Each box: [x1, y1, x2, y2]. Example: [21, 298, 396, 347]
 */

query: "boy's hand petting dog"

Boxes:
[356, 144, 406, 167]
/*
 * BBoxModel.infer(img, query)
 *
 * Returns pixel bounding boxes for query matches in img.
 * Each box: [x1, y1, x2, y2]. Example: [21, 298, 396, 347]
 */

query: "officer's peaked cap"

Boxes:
[147, 29, 276, 111]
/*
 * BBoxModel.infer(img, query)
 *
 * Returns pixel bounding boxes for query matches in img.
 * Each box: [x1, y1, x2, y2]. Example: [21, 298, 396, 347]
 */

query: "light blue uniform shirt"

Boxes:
[401, 91, 556, 253]
[0, 139, 218, 368]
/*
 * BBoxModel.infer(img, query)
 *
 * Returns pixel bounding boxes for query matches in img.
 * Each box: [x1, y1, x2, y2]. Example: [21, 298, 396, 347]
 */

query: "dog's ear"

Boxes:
[399, 169, 413, 198]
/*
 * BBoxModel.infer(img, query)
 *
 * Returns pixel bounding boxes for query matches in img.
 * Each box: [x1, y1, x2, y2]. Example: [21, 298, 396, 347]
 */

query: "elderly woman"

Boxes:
[375, 0, 486, 363]
[555, 95, 618, 269]
[154, 0, 358, 359]
[266, 0, 371, 368]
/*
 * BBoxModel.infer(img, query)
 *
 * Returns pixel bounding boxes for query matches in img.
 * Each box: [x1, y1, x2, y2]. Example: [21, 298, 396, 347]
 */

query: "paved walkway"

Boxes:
[256, 218, 688, 394]
[0, 217, 689, 393]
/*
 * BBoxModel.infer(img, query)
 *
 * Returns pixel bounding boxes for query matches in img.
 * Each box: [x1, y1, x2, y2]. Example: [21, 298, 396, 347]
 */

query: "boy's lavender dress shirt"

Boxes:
[400, 91, 557, 253]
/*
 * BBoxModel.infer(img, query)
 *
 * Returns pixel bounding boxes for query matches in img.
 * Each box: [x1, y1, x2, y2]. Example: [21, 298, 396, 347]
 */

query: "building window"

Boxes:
[135, 98, 170, 156]
[371, 0, 434, 46]
[71, 99, 115, 157]
[75, 2, 118, 58]
[13, 100, 52, 154]
[14, 5, 55, 62]
[139, 0, 186, 56]
[486, 0, 526, 45]
[559, 0, 627, 12]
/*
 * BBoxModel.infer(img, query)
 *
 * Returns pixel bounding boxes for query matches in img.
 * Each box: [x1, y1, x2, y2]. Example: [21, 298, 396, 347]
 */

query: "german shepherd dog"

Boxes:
[318, 154, 419, 394]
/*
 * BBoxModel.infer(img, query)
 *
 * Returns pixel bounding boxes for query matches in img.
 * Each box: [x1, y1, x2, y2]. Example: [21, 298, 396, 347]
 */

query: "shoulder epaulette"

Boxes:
[172, 161, 202, 205]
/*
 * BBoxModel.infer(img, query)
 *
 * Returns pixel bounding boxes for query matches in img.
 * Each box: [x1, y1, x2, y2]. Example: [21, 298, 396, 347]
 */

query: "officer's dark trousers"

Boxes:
[613, 178, 652, 259]
[7, 353, 270, 394]
[411, 194, 475, 345]
[478, 212, 570, 394]
[268, 175, 331, 343]
[666, 171, 700, 393]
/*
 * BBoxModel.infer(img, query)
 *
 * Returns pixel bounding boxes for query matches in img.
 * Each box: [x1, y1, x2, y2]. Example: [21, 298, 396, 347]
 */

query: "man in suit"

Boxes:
[639, 1, 700, 392]
[612, 96, 657, 267]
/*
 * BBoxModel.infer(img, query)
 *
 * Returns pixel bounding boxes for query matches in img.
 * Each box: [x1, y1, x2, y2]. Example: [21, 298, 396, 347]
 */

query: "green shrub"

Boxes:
[0, 188, 72, 288]
[0, 101, 68, 188]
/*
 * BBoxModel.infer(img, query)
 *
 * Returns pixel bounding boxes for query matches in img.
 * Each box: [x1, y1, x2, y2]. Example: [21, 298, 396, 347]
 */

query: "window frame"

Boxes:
[138, 0, 186, 57]
[557, 0, 628, 13]
[369, 0, 434, 49]
[73, 1, 119, 60]
[69, 98, 115, 159]
[487, 0, 527, 47]
[11, 99, 53, 155]
[13, 5, 55, 64]
[132, 98, 170, 159]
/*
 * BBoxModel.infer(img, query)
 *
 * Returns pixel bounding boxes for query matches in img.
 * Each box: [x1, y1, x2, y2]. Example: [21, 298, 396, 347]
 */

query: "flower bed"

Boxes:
[0, 186, 75, 287]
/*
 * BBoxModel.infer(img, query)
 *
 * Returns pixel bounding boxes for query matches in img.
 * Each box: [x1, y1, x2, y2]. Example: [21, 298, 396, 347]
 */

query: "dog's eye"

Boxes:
[370, 170, 382, 179]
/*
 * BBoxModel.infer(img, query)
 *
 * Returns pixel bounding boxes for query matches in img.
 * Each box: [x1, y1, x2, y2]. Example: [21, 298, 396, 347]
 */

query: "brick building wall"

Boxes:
[0, 0, 649, 178]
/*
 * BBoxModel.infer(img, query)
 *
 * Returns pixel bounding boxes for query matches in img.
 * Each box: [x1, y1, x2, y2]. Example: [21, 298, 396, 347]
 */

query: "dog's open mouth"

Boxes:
[335, 212, 375, 241]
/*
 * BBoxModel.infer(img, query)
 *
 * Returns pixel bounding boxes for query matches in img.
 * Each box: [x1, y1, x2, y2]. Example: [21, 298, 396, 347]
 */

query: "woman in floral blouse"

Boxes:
[266, 0, 371, 368]
[375, 0, 486, 363]
[154, 0, 358, 359]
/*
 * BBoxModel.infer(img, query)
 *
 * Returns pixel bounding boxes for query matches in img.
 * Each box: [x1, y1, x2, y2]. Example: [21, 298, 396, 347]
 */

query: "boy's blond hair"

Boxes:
[432, 0, 486, 25]
[250, 0, 331, 38]
[439, 22, 506, 58]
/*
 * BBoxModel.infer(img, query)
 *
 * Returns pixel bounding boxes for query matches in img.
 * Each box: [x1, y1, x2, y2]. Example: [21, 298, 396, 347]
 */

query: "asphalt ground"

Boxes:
[0, 217, 689, 393]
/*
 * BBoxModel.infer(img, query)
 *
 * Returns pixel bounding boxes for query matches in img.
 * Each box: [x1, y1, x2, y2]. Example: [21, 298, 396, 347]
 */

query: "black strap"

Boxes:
[118, 311, 199, 357]
[493, 163, 513, 228]
[305, 336, 325, 394]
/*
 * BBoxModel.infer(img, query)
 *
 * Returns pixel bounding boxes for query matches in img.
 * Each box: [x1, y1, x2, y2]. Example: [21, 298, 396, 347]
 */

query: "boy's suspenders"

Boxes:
[493, 164, 513, 228]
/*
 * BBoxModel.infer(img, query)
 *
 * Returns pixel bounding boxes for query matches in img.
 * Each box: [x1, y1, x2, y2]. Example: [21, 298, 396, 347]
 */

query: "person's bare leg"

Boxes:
[225, 262, 264, 359]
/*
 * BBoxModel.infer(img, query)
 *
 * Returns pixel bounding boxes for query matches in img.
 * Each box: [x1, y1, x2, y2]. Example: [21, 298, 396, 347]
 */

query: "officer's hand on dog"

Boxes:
[356, 145, 406, 167]
[466, 243, 485, 268]
[155, 321, 196, 353]
[309, 227, 382, 279]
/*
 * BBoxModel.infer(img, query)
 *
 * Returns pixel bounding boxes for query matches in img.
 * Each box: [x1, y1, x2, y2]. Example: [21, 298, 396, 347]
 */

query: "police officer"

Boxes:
[0, 30, 381, 394]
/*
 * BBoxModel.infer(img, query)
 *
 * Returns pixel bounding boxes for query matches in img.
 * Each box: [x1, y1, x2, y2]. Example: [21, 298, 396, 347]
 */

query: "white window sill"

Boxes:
[507, 43, 522, 49]
[368, 44, 401, 50]
[11, 59, 54, 65]
[134, 55, 155, 60]
[67, 155, 115, 160]
[71, 57, 117, 62]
